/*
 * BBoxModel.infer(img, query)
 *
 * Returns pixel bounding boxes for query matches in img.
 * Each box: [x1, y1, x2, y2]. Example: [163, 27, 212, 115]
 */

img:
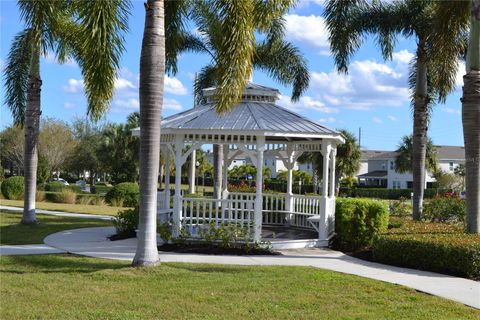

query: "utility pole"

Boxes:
[358, 127, 362, 149]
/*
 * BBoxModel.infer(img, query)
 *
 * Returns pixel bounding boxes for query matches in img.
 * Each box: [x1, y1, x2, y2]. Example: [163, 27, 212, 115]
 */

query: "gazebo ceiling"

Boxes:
[132, 82, 344, 143]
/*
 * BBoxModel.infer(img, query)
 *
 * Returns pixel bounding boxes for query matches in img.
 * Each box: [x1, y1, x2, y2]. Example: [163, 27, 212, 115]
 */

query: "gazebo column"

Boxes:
[329, 147, 337, 197]
[328, 146, 337, 237]
[172, 137, 184, 238]
[188, 149, 196, 194]
[254, 137, 265, 242]
[164, 147, 171, 208]
[285, 144, 294, 225]
[320, 140, 332, 241]
[222, 145, 229, 199]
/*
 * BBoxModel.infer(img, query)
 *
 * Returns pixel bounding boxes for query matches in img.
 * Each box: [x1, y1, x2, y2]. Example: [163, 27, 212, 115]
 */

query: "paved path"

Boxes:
[43, 226, 480, 309]
[0, 205, 113, 220]
[0, 244, 66, 256]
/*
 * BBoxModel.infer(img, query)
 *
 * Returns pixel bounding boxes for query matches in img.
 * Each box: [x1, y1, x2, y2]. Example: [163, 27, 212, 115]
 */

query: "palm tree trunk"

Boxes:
[213, 144, 223, 199]
[412, 42, 429, 221]
[22, 49, 41, 225]
[133, 0, 164, 267]
[463, 0, 480, 233]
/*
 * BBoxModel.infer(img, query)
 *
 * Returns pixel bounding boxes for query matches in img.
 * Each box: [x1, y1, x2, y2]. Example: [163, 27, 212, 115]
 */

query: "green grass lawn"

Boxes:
[0, 198, 125, 216]
[0, 255, 478, 320]
[0, 210, 112, 245]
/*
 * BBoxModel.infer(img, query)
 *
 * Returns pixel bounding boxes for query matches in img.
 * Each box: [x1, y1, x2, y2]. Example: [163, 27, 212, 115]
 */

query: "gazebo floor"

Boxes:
[262, 226, 325, 250]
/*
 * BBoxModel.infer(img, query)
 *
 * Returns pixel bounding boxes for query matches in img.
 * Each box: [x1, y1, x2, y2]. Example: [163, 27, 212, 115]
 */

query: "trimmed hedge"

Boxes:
[374, 232, 480, 279]
[105, 182, 139, 207]
[46, 182, 82, 193]
[91, 183, 112, 195]
[339, 188, 447, 200]
[334, 198, 389, 251]
[113, 207, 139, 236]
[1, 176, 24, 200]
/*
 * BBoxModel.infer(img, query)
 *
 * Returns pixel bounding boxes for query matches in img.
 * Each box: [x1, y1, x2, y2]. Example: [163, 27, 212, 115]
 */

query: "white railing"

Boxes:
[157, 190, 168, 210]
[181, 197, 255, 231]
[292, 195, 322, 215]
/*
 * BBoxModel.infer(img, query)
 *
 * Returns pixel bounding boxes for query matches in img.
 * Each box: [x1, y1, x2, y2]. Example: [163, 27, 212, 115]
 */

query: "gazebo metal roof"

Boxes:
[133, 82, 344, 143]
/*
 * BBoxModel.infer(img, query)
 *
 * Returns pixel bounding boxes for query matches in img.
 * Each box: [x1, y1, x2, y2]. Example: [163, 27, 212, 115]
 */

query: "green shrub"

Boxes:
[105, 182, 139, 207]
[46, 182, 82, 193]
[1, 176, 24, 200]
[340, 188, 447, 200]
[113, 207, 139, 236]
[388, 198, 411, 217]
[373, 233, 480, 279]
[334, 198, 389, 251]
[47, 189, 77, 204]
[423, 196, 466, 223]
[91, 183, 112, 194]
[36, 190, 46, 202]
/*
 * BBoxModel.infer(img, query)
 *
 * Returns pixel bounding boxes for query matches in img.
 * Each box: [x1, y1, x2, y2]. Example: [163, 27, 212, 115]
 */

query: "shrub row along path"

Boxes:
[0, 204, 478, 309]
[0, 205, 113, 221]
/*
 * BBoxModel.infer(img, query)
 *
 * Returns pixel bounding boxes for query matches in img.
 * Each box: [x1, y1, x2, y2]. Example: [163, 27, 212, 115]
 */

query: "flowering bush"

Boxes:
[423, 196, 466, 224]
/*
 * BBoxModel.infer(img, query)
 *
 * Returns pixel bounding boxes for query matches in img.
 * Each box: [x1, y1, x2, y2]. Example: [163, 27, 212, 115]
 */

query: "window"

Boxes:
[390, 161, 394, 170]
[449, 162, 454, 171]
[272, 160, 275, 166]
[264, 160, 267, 166]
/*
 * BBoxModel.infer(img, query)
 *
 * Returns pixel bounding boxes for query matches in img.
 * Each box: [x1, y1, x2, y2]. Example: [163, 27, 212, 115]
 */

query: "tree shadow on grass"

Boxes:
[166, 262, 255, 274]
[0, 254, 129, 274]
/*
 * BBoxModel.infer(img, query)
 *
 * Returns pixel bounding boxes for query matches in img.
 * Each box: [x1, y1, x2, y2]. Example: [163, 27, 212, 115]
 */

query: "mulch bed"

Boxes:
[158, 243, 281, 256]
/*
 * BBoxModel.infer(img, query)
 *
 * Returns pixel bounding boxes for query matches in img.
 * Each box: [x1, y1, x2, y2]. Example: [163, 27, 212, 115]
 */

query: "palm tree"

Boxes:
[325, 0, 467, 220]
[178, 2, 309, 199]
[395, 135, 438, 175]
[431, 0, 479, 233]
[133, 0, 295, 266]
[4, 0, 129, 224]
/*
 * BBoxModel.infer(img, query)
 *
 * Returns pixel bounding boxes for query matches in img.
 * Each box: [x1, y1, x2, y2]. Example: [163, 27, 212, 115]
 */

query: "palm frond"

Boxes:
[253, 0, 295, 32]
[3, 30, 34, 125]
[213, 0, 255, 113]
[165, 0, 189, 75]
[73, 0, 130, 121]
[194, 64, 218, 105]
[255, 40, 309, 102]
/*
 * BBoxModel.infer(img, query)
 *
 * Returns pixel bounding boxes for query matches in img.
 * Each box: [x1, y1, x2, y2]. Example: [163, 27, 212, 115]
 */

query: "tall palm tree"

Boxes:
[325, 0, 467, 220]
[395, 135, 438, 175]
[178, 2, 309, 199]
[4, 0, 130, 224]
[133, 0, 295, 266]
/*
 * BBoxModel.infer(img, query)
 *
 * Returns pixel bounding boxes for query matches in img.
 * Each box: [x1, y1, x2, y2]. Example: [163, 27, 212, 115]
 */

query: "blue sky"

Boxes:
[0, 0, 464, 150]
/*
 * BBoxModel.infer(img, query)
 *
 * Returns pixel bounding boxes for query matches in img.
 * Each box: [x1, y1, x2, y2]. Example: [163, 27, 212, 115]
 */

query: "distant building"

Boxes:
[357, 145, 465, 189]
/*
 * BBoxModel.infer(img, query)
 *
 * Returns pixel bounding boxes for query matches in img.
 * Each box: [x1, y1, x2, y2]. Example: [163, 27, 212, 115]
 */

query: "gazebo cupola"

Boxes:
[133, 81, 344, 248]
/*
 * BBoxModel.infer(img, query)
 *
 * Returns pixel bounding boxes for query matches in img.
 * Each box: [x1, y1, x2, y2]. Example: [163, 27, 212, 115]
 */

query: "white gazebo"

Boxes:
[133, 82, 344, 248]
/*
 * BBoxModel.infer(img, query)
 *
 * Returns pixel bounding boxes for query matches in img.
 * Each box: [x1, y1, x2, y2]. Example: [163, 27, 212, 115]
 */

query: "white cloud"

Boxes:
[164, 98, 183, 111]
[455, 60, 466, 90]
[284, 14, 330, 55]
[63, 79, 84, 93]
[115, 78, 136, 92]
[442, 107, 461, 115]
[387, 115, 397, 121]
[165, 75, 188, 95]
[392, 50, 414, 64]
[64, 102, 75, 109]
[112, 98, 140, 113]
[372, 117, 383, 124]
[307, 51, 413, 111]
[318, 117, 336, 124]
[278, 95, 339, 114]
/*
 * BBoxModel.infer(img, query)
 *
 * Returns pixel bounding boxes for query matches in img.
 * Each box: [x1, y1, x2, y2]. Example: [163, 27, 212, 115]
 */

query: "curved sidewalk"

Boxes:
[44, 227, 480, 309]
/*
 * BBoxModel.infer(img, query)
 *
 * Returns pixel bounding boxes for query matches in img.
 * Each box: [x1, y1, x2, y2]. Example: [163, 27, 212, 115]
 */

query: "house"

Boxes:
[357, 146, 465, 189]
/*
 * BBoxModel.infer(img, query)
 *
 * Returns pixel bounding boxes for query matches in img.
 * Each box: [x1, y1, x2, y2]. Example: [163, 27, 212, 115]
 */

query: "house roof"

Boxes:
[368, 146, 465, 161]
[357, 170, 388, 178]
[436, 145, 465, 160]
[360, 150, 391, 161]
[133, 82, 345, 143]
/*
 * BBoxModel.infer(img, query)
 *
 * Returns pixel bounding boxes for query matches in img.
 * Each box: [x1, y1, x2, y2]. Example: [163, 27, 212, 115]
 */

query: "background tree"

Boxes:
[39, 118, 75, 180]
[432, 170, 463, 192]
[3, 0, 130, 224]
[0, 125, 24, 176]
[298, 129, 360, 195]
[395, 135, 438, 174]
[325, 0, 467, 220]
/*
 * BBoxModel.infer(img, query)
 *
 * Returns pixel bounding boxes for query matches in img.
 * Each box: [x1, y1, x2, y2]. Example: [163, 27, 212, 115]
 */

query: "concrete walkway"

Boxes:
[43, 226, 480, 309]
[0, 244, 66, 256]
[0, 205, 113, 220]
